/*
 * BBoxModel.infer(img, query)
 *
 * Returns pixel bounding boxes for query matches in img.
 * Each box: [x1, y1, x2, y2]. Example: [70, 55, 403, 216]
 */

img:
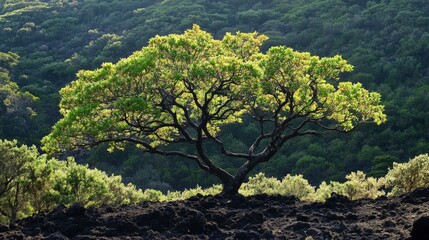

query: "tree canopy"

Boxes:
[43, 25, 386, 196]
[0, 0, 427, 188]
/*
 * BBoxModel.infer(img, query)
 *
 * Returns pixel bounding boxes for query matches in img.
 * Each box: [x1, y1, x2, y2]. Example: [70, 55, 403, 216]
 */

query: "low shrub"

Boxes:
[386, 154, 429, 196]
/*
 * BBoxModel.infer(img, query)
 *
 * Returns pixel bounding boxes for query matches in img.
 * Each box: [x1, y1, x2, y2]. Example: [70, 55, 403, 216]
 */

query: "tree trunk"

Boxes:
[220, 160, 259, 197]
[221, 178, 243, 198]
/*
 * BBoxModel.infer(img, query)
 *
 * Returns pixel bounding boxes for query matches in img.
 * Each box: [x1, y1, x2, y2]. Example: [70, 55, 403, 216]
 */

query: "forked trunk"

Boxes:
[220, 160, 258, 198]
[220, 179, 243, 198]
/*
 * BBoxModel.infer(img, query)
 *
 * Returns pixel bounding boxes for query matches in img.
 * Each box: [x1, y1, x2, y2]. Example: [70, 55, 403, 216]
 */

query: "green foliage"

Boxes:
[2, 148, 426, 225]
[385, 154, 429, 196]
[240, 173, 282, 196]
[165, 185, 222, 202]
[240, 171, 384, 202]
[0, 139, 37, 223]
[0, 0, 427, 190]
[0, 139, 143, 224]
[0, 52, 38, 142]
[240, 173, 315, 201]
[0, 52, 37, 117]
[313, 181, 333, 202]
[42, 26, 384, 196]
[142, 189, 164, 202]
[329, 171, 386, 200]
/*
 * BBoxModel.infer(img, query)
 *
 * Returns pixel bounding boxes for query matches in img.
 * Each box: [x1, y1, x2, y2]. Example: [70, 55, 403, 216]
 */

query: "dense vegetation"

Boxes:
[42, 26, 385, 196]
[0, 0, 428, 191]
[0, 139, 144, 224]
[2, 139, 429, 224]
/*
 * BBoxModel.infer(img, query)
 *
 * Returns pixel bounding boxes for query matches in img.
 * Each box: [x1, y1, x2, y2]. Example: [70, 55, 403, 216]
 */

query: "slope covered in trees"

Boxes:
[0, 0, 428, 190]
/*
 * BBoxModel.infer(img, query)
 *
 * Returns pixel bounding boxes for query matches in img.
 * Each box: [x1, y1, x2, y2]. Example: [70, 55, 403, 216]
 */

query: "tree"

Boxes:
[42, 25, 386, 197]
[0, 139, 36, 223]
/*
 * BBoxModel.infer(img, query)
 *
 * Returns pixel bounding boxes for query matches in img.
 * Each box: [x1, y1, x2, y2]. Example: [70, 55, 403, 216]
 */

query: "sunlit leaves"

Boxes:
[386, 154, 429, 195]
[0, 140, 143, 224]
[43, 25, 386, 157]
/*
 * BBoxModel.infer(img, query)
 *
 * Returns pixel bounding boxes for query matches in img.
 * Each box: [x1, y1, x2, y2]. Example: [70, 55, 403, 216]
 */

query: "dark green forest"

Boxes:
[1, 0, 428, 191]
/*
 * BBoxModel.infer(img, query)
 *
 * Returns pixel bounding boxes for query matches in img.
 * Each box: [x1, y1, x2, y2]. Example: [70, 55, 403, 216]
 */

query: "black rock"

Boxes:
[411, 215, 429, 240]
[183, 210, 207, 234]
[306, 228, 321, 236]
[228, 194, 247, 208]
[402, 188, 429, 204]
[0, 225, 9, 233]
[66, 203, 86, 217]
[326, 212, 346, 221]
[287, 221, 311, 231]
[383, 220, 396, 228]
[261, 230, 275, 239]
[45, 231, 69, 240]
[296, 214, 310, 222]
[234, 229, 260, 240]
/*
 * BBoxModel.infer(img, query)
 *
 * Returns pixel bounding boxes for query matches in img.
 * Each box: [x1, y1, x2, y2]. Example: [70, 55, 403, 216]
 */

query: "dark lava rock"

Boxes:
[323, 193, 352, 209]
[402, 188, 429, 204]
[66, 203, 86, 217]
[179, 209, 207, 234]
[0, 224, 9, 232]
[326, 211, 346, 220]
[296, 214, 310, 222]
[234, 229, 260, 240]
[306, 228, 321, 236]
[45, 231, 69, 240]
[383, 220, 396, 228]
[2, 189, 429, 239]
[411, 215, 429, 240]
[227, 194, 247, 208]
[345, 212, 359, 220]
[287, 221, 311, 231]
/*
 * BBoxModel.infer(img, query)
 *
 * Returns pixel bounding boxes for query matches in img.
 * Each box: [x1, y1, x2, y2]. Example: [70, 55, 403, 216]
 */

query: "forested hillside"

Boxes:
[0, 0, 428, 191]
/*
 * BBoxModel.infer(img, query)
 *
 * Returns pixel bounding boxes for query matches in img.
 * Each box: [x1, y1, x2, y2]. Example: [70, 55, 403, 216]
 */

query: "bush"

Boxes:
[386, 154, 429, 196]
[240, 173, 281, 196]
[331, 171, 386, 200]
[278, 174, 316, 201]
[0, 139, 38, 223]
[164, 185, 222, 202]
[312, 171, 386, 202]
[239, 173, 315, 201]
[314, 181, 333, 202]
[142, 189, 164, 202]
[0, 139, 144, 224]
[1, 139, 426, 225]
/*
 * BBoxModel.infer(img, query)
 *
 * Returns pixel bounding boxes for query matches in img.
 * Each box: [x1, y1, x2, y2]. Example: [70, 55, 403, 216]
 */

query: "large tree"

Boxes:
[42, 25, 386, 196]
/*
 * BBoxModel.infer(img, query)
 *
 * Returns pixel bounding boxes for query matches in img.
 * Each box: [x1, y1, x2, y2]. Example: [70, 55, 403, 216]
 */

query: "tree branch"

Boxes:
[85, 137, 210, 172]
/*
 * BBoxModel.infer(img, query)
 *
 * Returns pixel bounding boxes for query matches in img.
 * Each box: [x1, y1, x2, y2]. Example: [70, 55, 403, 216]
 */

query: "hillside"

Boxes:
[2, 188, 429, 239]
[0, 0, 428, 190]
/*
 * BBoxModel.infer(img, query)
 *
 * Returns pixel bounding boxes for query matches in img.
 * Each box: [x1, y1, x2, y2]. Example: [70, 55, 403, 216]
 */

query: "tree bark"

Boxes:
[220, 159, 259, 197]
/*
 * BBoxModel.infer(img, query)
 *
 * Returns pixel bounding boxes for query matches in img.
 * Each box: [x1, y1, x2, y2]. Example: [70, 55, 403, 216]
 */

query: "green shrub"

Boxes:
[164, 185, 222, 201]
[314, 181, 333, 202]
[278, 174, 316, 201]
[0, 139, 38, 223]
[0, 139, 144, 224]
[240, 173, 281, 196]
[142, 189, 164, 202]
[239, 173, 315, 201]
[1, 138, 426, 225]
[331, 171, 385, 200]
[386, 154, 429, 196]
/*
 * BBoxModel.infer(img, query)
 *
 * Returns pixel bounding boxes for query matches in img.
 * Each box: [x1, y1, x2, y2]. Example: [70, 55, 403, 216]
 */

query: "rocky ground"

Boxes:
[2, 188, 429, 239]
